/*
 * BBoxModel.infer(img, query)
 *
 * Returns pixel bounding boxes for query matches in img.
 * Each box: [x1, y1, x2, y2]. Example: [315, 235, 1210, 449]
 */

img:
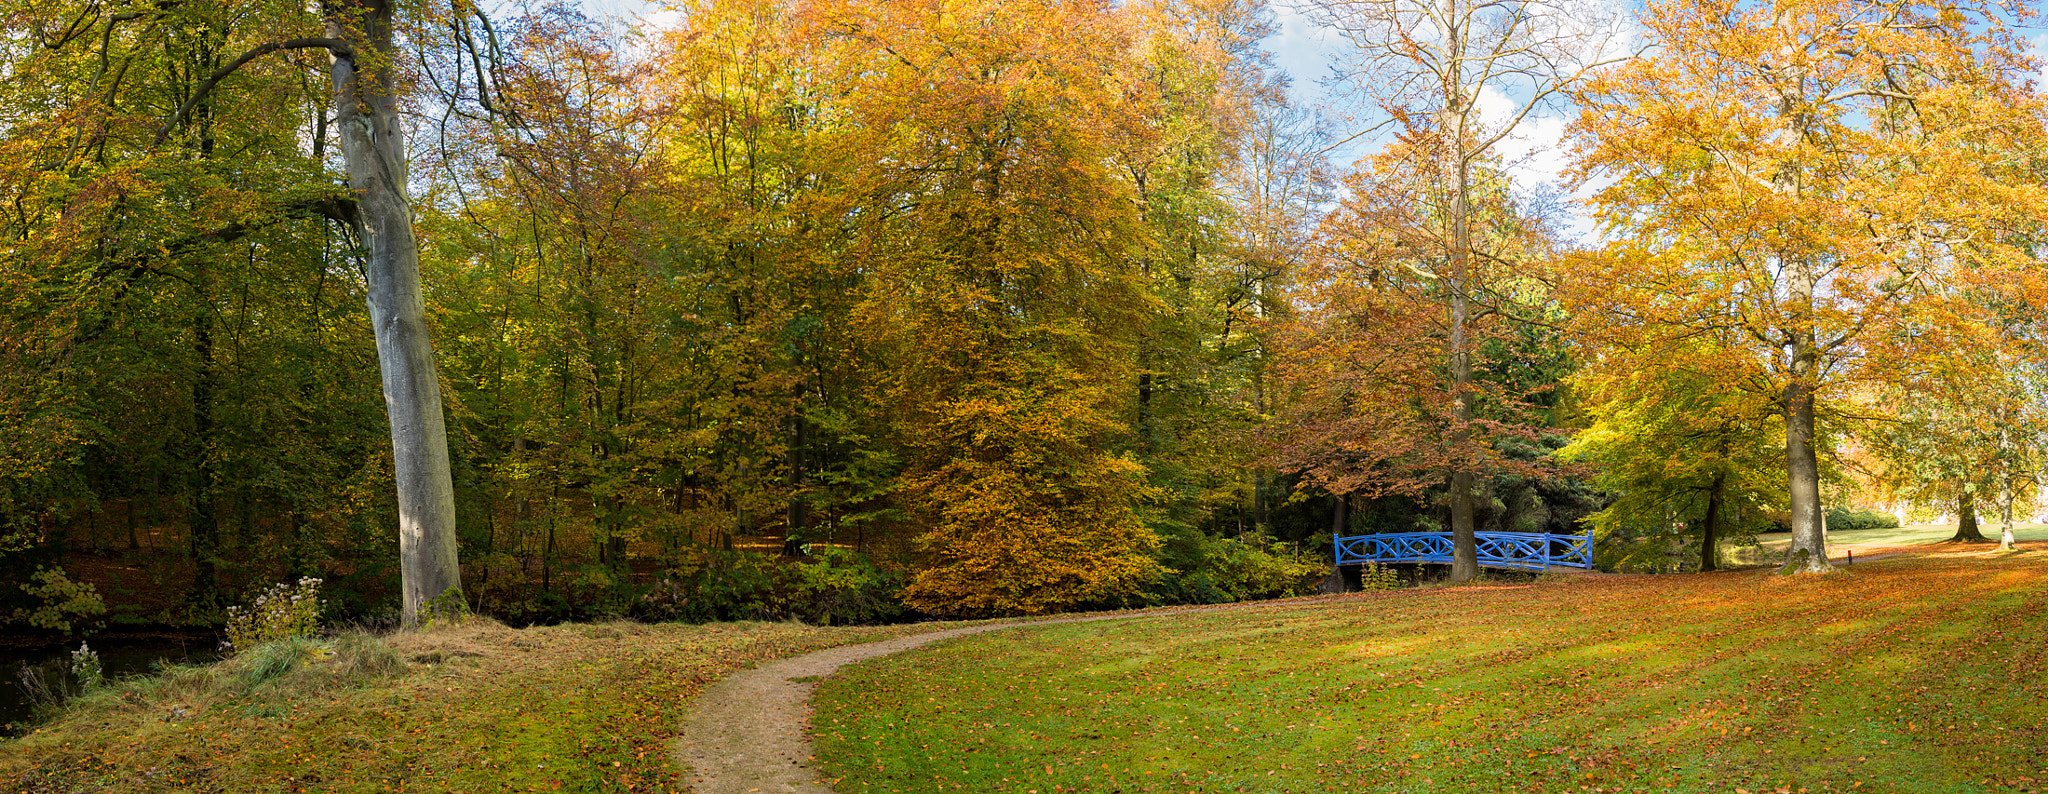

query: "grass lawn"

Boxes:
[813, 547, 2048, 794]
[1745, 524, 2048, 557]
[3, 619, 936, 793]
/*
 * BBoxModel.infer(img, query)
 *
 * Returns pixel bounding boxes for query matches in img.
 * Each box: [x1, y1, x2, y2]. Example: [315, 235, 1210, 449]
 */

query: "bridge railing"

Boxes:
[1333, 531, 1593, 571]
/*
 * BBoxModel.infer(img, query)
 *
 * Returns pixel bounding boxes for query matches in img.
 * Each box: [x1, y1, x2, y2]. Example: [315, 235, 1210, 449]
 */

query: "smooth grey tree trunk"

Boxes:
[1998, 429, 2018, 551]
[1446, 156, 1479, 583]
[1780, 355, 1831, 574]
[1999, 470, 2017, 551]
[327, 0, 461, 624]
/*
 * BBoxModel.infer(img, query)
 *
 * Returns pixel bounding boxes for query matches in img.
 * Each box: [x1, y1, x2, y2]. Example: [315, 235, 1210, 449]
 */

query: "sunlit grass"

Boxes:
[813, 547, 2048, 793]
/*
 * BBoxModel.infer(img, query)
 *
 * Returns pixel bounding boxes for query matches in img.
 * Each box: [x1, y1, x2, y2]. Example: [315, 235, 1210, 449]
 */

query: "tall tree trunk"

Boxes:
[1999, 475, 2016, 551]
[188, 290, 221, 609]
[783, 411, 807, 556]
[327, 0, 461, 624]
[1953, 489, 1986, 542]
[1700, 470, 1724, 572]
[1779, 310, 1831, 575]
[1446, 155, 1479, 583]
[1999, 429, 2018, 551]
[1251, 471, 1268, 536]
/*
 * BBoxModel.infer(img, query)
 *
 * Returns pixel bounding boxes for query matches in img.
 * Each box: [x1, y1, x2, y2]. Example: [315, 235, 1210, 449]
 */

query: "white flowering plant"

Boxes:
[223, 577, 324, 654]
[69, 642, 103, 691]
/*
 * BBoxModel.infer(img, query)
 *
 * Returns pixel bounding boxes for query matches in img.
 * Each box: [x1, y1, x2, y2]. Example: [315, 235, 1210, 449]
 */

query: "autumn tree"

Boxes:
[1306, 0, 1629, 581]
[0, 0, 389, 609]
[1866, 347, 2047, 549]
[1560, 341, 1786, 572]
[805, 0, 1168, 615]
[1271, 142, 1562, 539]
[1117, 0, 1290, 539]
[1570, 0, 2048, 574]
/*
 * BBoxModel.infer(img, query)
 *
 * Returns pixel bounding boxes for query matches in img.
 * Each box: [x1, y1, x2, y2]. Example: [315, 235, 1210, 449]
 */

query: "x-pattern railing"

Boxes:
[1334, 531, 1593, 571]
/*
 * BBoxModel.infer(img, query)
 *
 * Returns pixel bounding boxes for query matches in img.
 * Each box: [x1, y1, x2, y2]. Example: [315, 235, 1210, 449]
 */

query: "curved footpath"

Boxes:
[672, 600, 1306, 794]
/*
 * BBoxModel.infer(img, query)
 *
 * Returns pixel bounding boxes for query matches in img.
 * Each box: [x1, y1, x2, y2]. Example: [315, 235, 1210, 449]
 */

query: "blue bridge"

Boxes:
[1334, 531, 1594, 571]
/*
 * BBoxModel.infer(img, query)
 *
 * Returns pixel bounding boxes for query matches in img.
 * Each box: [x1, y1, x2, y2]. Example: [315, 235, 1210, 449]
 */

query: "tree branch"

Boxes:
[153, 38, 355, 147]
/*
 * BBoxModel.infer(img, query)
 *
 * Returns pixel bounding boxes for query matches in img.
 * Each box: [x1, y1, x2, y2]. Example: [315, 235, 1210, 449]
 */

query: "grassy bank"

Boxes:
[814, 546, 2048, 793]
[4, 619, 935, 792]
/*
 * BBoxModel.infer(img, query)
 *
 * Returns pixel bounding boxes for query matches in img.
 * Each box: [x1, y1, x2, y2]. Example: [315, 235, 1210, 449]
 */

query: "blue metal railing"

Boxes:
[1333, 531, 1593, 571]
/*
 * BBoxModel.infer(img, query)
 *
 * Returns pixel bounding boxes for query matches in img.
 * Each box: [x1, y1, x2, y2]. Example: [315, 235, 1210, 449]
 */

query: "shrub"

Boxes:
[1148, 533, 1328, 605]
[224, 577, 323, 653]
[1826, 507, 1901, 532]
[11, 566, 106, 635]
[633, 548, 905, 624]
[637, 549, 781, 623]
[788, 548, 905, 626]
[1358, 561, 1403, 591]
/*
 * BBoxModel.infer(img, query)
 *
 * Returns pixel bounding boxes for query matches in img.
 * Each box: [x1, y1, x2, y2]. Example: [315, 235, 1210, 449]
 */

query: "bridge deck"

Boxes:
[1334, 531, 1593, 571]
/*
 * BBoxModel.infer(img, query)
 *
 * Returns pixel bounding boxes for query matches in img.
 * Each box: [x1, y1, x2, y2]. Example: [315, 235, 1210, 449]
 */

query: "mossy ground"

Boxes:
[3, 619, 932, 792]
[813, 546, 2048, 794]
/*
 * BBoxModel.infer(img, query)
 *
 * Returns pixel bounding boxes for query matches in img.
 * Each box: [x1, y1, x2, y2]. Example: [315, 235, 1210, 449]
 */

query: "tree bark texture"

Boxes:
[1700, 470, 1724, 572]
[1780, 356, 1831, 574]
[327, 0, 461, 624]
[1446, 155, 1479, 583]
[1999, 430, 2018, 551]
[188, 293, 221, 608]
[1999, 476, 2016, 551]
[1953, 489, 1986, 542]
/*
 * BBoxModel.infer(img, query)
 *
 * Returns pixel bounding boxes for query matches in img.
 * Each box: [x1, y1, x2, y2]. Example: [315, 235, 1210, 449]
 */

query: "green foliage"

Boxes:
[223, 577, 323, 654]
[1196, 535, 1327, 602]
[788, 548, 906, 626]
[634, 548, 904, 625]
[10, 566, 106, 635]
[1148, 532, 1327, 604]
[1357, 561, 1403, 591]
[637, 550, 783, 624]
[1561, 355, 1788, 571]
[1825, 508, 1900, 532]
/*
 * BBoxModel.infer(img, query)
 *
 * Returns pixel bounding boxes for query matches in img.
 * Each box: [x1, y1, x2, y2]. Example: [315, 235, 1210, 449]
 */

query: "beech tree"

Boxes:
[1571, 0, 2048, 574]
[1307, 0, 1628, 582]
[1560, 341, 1786, 572]
[325, 0, 462, 623]
[0, 0, 481, 621]
[812, 0, 1169, 615]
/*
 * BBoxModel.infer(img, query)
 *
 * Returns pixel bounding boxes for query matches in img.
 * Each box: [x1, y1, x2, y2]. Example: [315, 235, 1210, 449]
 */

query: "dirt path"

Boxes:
[673, 613, 1134, 794]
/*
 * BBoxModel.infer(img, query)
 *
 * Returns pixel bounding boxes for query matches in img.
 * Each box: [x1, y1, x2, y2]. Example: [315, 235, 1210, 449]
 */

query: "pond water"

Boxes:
[0, 633, 219, 735]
